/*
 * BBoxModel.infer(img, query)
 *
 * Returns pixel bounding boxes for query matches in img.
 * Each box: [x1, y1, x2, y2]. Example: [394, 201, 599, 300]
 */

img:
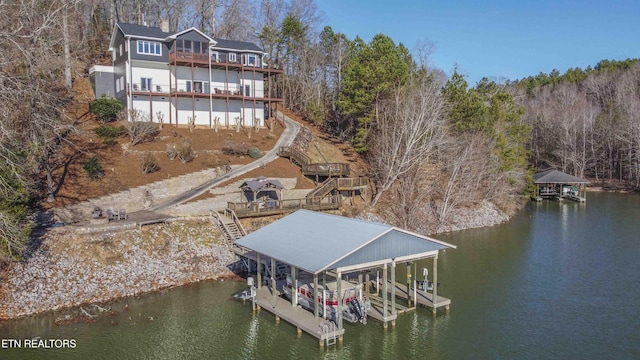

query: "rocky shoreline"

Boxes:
[0, 221, 235, 320]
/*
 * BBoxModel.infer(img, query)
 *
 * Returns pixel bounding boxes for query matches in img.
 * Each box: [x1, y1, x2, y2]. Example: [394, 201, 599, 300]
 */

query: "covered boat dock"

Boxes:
[533, 169, 589, 202]
[234, 210, 456, 347]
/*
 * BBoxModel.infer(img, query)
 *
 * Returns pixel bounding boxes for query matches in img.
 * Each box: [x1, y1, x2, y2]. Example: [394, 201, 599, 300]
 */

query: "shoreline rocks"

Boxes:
[0, 221, 235, 320]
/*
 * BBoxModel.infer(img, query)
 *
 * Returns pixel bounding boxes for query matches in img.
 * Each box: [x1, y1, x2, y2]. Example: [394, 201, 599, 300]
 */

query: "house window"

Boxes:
[211, 51, 219, 62]
[185, 80, 192, 92]
[137, 40, 162, 56]
[247, 54, 257, 66]
[228, 52, 237, 63]
[245, 84, 251, 97]
[119, 44, 123, 56]
[141, 78, 152, 91]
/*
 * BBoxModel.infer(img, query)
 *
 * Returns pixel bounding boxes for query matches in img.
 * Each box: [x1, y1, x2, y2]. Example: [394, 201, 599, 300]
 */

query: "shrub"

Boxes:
[222, 140, 248, 155]
[248, 147, 263, 159]
[141, 152, 159, 174]
[89, 95, 123, 123]
[123, 121, 160, 145]
[166, 143, 177, 160]
[178, 141, 194, 163]
[94, 125, 126, 141]
[83, 156, 104, 180]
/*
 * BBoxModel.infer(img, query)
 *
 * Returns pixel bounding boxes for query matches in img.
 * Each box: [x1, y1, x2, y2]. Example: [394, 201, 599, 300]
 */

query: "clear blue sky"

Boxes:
[315, 0, 640, 85]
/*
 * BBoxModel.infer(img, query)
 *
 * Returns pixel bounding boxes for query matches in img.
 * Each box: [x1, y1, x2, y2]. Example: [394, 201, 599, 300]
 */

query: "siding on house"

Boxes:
[92, 22, 283, 127]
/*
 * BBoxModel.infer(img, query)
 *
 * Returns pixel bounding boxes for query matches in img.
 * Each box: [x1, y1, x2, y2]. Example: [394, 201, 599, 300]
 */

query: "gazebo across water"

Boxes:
[533, 169, 589, 202]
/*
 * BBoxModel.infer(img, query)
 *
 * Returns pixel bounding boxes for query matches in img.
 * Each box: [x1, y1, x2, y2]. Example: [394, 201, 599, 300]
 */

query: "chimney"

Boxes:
[161, 19, 170, 33]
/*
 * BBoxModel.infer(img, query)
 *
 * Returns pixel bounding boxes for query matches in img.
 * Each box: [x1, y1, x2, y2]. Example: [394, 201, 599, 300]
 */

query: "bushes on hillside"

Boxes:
[141, 152, 159, 174]
[222, 140, 248, 156]
[177, 141, 194, 163]
[89, 95, 123, 123]
[248, 147, 262, 159]
[123, 121, 159, 145]
[83, 156, 104, 180]
[94, 125, 126, 143]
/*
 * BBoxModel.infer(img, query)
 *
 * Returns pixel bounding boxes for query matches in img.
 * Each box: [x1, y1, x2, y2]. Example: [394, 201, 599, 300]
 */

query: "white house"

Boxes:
[91, 22, 284, 128]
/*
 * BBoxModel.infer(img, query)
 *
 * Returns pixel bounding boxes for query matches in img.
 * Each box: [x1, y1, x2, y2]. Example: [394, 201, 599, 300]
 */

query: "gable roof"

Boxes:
[166, 27, 216, 44]
[240, 177, 284, 192]
[234, 210, 456, 274]
[533, 169, 589, 184]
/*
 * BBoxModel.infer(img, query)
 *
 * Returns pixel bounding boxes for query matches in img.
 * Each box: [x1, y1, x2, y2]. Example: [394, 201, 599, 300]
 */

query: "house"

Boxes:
[91, 22, 284, 128]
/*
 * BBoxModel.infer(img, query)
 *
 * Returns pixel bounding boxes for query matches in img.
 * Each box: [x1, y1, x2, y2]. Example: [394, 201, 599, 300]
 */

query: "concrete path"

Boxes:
[149, 112, 300, 212]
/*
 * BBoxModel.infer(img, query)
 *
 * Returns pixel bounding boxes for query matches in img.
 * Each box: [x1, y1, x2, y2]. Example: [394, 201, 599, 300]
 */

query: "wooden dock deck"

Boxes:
[371, 280, 451, 313]
[254, 286, 344, 345]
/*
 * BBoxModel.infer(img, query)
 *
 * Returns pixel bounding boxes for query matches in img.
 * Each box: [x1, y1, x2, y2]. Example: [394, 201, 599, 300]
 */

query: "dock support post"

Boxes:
[337, 270, 343, 331]
[313, 274, 319, 318]
[291, 266, 298, 307]
[256, 253, 262, 288]
[432, 255, 438, 315]
[382, 264, 388, 327]
[338, 335, 343, 344]
[406, 262, 412, 307]
[365, 272, 370, 297]
[297, 328, 302, 337]
[391, 260, 396, 317]
[275, 315, 280, 324]
[271, 257, 276, 299]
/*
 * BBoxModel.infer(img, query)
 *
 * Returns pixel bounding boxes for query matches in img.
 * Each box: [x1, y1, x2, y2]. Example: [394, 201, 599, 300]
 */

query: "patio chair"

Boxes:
[119, 209, 128, 220]
[91, 206, 103, 218]
[106, 209, 118, 222]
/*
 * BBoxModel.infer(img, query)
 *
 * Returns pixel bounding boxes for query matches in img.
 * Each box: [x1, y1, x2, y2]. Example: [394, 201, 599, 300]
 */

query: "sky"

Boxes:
[315, 0, 640, 85]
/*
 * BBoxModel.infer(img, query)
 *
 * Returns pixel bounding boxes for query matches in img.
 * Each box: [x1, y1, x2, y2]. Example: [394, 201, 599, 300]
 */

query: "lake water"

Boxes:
[2, 192, 639, 359]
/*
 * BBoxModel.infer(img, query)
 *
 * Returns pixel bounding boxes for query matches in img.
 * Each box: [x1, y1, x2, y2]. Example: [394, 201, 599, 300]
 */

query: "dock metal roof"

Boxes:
[534, 169, 589, 184]
[234, 210, 456, 274]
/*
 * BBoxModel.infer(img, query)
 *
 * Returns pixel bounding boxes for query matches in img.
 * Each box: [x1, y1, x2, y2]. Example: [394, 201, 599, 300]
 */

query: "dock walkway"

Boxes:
[254, 286, 344, 345]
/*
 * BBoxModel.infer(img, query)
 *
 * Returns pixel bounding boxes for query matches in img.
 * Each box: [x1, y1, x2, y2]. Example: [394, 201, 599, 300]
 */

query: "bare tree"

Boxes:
[369, 74, 447, 206]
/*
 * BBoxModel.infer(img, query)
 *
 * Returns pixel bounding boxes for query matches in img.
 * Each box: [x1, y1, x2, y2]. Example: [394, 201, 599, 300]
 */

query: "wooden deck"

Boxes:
[254, 286, 344, 344]
[371, 280, 451, 312]
[226, 195, 342, 218]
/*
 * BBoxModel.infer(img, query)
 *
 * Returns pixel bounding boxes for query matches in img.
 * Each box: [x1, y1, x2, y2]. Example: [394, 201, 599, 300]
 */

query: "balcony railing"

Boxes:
[169, 51, 267, 69]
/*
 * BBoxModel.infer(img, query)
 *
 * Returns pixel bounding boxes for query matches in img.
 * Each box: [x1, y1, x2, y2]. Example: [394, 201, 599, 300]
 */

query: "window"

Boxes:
[228, 52, 237, 63]
[185, 80, 192, 92]
[247, 54, 257, 66]
[116, 79, 120, 92]
[119, 44, 123, 56]
[245, 84, 251, 97]
[137, 40, 162, 55]
[141, 78, 152, 91]
[211, 51, 219, 62]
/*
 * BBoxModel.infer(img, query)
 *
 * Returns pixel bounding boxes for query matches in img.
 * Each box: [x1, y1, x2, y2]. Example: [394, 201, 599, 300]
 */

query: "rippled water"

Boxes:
[2, 192, 639, 359]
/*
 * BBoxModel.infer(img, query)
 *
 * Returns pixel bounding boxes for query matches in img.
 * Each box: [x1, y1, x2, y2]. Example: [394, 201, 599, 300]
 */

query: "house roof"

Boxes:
[213, 38, 264, 53]
[113, 23, 264, 53]
[240, 177, 284, 192]
[234, 210, 456, 274]
[116, 22, 171, 39]
[533, 169, 589, 184]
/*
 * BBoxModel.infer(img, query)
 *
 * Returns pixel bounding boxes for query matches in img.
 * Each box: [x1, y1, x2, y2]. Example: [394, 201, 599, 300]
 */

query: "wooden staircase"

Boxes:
[211, 208, 247, 242]
[306, 177, 369, 199]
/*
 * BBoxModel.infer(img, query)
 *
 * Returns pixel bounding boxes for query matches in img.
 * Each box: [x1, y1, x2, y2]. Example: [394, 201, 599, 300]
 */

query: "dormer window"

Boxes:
[229, 52, 237, 63]
[137, 40, 162, 56]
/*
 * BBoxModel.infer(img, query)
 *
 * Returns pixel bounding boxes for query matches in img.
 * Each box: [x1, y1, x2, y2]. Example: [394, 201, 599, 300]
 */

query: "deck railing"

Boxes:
[226, 195, 342, 218]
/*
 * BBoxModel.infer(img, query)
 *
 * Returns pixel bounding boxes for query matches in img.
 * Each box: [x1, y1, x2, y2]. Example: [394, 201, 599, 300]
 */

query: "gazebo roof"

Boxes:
[234, 210, 456, 274]
[533, 169, 589, 184]
[240, 177, 285, 192]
